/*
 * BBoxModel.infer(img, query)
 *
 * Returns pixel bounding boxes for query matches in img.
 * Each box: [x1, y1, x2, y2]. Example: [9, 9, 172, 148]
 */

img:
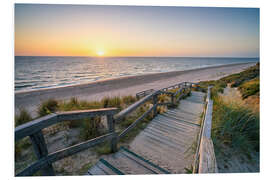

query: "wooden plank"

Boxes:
[119, 105, 155, 139]
[57, 108, 118, 121]
[159, 90, 174, 95]
[203, 99, 213, 138]
[171, 94, 175, 104]
[192, 101, 208, 173]
[15, 114, 58, 141]
[107, 114, 117, 152]
[16, 132, 117, 176]
[114, 91, 159, 121]
[157, 102, 172, 106]
[15, 108, 118, 141]
[198, 138, 218, 173]
[196, 86, 218, 173]
[29, 130, 55, 176]
[136, 89, 155, 98]
[153, 95, 158, 116]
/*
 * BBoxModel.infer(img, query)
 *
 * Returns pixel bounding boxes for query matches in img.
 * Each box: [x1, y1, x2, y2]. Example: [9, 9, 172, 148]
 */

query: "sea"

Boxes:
[15, 56, 259, 92]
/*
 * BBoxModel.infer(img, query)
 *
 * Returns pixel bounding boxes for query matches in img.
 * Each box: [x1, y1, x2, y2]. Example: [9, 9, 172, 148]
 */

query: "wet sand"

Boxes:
[15, 62, 256, 118]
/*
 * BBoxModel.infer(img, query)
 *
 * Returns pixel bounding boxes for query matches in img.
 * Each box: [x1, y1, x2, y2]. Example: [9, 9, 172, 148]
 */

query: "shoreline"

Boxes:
[15, 62, 255, 94]
[15, 62, 256, 117]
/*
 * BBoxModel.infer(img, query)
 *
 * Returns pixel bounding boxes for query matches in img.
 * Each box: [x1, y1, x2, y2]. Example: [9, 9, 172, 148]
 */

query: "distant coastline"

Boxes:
[15, 62, 256, 118]
[15, 61, 256, 94]
[15, 56, 259, 93]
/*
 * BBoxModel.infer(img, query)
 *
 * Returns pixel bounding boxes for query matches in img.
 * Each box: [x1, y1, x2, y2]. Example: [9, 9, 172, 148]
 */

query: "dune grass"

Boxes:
[197, 63, 260, 160]
[212, 95, 259, 157]
[15, 109, 32, 127]
[238, 78, 259, 99]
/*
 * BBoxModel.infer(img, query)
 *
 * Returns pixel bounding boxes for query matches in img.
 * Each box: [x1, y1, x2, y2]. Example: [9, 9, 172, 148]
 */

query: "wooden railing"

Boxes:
[192, 86, 218, 173]
[15, 81, 199, 176]
[15, 108, 118, 176]
[136, 89, 155, 99]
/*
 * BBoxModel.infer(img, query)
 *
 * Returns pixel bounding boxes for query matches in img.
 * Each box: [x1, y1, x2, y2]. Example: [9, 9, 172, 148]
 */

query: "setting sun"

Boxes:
[97, 51, 105, 56]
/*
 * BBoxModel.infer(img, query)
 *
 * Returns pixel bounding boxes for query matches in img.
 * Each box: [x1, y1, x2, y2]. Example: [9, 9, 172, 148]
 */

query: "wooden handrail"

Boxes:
[15, 108, 118, 141]
[193, 86, 218, 173]
[119, 105, 156, 139]
[114, 91, 160, 122]
[15, 108, 118, 176]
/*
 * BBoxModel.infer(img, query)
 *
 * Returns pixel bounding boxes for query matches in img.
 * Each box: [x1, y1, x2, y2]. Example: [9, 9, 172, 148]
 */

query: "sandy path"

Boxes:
[15, 62, 256, 118]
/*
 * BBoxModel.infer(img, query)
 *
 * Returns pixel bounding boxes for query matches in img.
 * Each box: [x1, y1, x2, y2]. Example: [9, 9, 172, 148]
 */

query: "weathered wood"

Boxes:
[136, 89, 155, 98]
[203, 99, 213, 138]
[196, 86, 218, 173]
[17, 132, 117, 176]
[114, 91, 159, 121]
[57, 108, 118, 121]
[15, 108, 118, 141]
[159, 90, 174, 95]
[198, 138, 218, 173]
[29, 130, 55, 176]
[119, 105, 155, 139]
[107, 114, 115, 133]
[153, 95, 158, 116]
[107, 114, 117, 152]
[157, 102, 172, 106]
[192, 101, 208, 173]
[15, 114, 58, 141]
[171, 94, 175, 105]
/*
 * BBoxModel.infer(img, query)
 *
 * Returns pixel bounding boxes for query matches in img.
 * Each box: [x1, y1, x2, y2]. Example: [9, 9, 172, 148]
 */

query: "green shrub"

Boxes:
[15, 109, 32, 127]
[38, 98, 59, 116]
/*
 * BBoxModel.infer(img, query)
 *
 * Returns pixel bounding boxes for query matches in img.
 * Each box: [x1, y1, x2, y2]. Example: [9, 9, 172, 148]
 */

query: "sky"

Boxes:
[14, 4, 259, 57]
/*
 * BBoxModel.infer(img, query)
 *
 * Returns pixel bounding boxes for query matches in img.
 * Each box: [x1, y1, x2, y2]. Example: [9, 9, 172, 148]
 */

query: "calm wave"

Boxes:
[15, 56, 259, 92]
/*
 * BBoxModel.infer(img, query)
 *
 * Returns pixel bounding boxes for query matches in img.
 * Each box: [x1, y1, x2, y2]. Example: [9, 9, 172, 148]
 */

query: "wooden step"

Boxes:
[88, 147, 170, 175]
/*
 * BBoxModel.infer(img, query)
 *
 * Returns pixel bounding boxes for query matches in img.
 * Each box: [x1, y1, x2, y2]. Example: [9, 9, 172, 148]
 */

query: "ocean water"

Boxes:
[15, 56, 259, 92]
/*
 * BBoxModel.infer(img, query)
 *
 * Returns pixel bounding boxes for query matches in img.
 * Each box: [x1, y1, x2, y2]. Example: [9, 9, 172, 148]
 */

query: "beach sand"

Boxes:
[15, 62, 256, 118]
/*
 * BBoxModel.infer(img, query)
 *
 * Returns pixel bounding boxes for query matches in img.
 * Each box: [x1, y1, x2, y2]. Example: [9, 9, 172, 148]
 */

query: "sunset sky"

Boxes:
[15, 4, 259, 57]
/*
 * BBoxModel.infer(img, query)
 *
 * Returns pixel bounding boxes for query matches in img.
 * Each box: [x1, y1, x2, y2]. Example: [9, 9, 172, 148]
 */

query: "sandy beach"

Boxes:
[15, 62, 256, 118]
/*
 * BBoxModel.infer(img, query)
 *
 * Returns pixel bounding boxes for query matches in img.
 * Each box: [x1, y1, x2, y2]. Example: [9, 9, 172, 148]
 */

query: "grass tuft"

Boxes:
[15, 109, 32, 127]
[38, 98, 59, 116]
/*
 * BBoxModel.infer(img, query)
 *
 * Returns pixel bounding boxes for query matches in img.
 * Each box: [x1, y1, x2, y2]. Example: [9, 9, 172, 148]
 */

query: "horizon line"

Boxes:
[14, 55, 260, 58]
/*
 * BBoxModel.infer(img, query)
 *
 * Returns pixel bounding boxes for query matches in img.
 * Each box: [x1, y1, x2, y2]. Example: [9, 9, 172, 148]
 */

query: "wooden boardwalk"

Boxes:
[88, 91, 206, 175]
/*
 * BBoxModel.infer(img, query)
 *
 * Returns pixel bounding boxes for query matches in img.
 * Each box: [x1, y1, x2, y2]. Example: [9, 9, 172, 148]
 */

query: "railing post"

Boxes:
[107, 114, 117, 153]
[153, 94, 158, 117]
[29, 130, 55, 176]
[171, 94, 175, 105]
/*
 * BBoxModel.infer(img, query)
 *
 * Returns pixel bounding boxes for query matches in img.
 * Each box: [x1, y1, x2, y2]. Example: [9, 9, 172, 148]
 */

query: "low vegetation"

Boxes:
[15, 109, 32, 127]
[199, 63, 260, 164]
[212, 96, 259, 156]
[238, 78, 259, 99]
